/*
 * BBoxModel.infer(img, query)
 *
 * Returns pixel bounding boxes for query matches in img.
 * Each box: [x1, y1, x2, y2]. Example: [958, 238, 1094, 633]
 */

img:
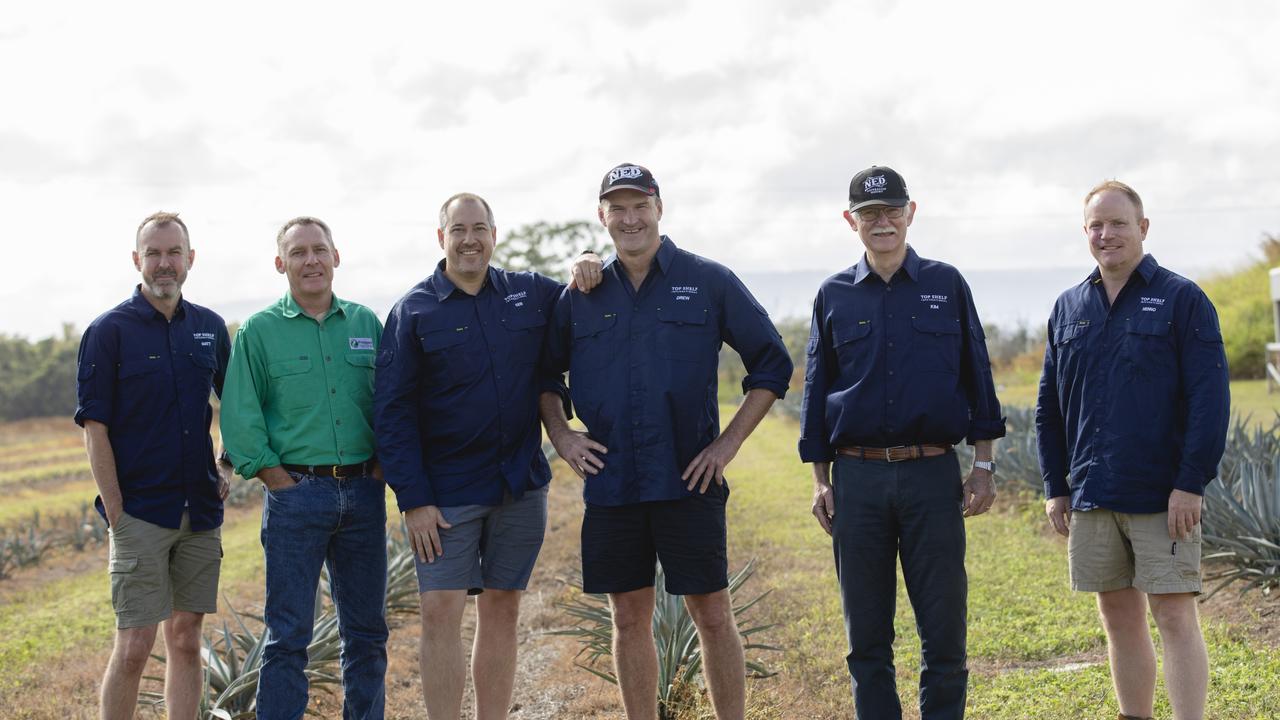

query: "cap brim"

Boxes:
[600, 184, 658, 199]
[850, 198, 909, 211]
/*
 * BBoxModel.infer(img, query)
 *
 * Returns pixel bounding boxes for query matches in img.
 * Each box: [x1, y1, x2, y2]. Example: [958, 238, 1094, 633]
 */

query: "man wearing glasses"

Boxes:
[799, 166, 1005, 719]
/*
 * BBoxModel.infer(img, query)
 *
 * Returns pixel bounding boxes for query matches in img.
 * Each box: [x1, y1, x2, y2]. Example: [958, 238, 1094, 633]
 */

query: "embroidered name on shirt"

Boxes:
[1139, 296, 1166, 313]
[504, 291, 528, 308]
[920, 293, 948, 310]
[349, 337, 374, 350]
[193, 331, 216, 347]
[672, 285, 699, 301]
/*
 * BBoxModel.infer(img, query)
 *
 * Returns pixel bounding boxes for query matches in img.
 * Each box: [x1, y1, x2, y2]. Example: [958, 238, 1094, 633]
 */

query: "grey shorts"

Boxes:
[108, 511, 223, 628]
[414, 484, 548, 595]
[1068, 508, 1202, 595]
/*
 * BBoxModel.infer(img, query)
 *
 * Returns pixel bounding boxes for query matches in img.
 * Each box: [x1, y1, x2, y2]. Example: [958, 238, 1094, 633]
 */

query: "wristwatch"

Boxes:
[974, 460, 995, 473]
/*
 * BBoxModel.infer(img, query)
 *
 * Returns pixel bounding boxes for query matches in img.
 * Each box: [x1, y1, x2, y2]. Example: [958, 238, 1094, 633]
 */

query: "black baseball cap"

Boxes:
[848, 166, 909, 211]
[600, 163, 660, 199]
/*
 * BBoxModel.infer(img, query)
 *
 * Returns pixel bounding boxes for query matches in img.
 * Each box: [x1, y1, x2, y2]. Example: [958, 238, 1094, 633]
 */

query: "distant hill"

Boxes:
[1200, 237, 1278, 379]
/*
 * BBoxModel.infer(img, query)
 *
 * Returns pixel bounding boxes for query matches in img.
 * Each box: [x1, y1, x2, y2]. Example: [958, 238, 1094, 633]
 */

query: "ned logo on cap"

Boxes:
[610, 166, 644, 183]
[864, 175, 888, 194]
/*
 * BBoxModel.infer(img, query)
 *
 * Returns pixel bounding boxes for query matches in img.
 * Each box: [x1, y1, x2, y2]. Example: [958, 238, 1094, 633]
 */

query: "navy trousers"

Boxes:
[832, 452, 969, 720]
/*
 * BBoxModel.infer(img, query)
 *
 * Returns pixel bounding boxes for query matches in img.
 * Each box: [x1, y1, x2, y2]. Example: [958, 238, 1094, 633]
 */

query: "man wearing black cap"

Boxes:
[799, 166, 1005, 719]
[539, 163, 794, 719]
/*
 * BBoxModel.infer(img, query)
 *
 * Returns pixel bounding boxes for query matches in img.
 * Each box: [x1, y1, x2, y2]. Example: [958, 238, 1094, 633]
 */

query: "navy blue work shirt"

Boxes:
[543, 237, 793, 507]
[1035, 255, 1229, 513]
[374, 262, 566, 511]
[798, 246, 1006, 462]
[74, 286, 231, 530]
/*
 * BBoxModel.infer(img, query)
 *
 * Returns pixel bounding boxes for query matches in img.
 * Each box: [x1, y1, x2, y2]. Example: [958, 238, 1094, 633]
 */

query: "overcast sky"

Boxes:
[3, 0, 1278, 339]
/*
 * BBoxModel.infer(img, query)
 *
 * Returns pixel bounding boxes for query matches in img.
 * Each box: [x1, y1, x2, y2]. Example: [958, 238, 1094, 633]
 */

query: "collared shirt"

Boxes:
[374, 262, 564, 511]
[74, 286, 230, 530]
[544, 236, 793, 507]
[1035, 254, 1229, 513]
[220, 291, 381, 480]
[798, 246, 1006, 462]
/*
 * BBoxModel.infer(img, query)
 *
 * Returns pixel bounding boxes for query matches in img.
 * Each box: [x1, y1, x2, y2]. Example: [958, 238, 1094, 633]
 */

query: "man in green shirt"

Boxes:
[220, 216, 388, 719]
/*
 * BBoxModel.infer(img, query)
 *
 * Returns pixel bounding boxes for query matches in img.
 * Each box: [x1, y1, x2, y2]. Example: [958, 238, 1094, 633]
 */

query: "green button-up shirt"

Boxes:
[220, 291, 381, 479]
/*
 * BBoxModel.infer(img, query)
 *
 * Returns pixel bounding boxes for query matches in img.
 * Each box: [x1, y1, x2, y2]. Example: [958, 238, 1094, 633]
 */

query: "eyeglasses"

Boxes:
[853, 206, 905, 222]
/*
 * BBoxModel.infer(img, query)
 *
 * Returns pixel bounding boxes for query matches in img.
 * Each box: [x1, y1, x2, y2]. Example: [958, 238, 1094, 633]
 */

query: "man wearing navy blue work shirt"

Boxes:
[76, 212, 231, 720]
[799, 166, 1005, 720]
[374, 193, 602, 720]
[1036, 181, 1228, 720]
[540, 163, 793, 720]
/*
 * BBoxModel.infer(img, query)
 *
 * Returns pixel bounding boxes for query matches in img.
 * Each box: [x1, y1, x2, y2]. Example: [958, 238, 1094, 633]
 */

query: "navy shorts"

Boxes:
[581, 488, 729, 596]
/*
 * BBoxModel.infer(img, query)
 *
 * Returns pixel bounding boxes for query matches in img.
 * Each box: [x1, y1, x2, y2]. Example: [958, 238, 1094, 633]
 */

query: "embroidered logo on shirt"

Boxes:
[919, 293, 948, 310]
[671, 285, 699, 301]
[349, 337, 374, 350]
[193, 331, 215, 347]
[1139, 296, 1166, 313]
[504, 291, 527, 308]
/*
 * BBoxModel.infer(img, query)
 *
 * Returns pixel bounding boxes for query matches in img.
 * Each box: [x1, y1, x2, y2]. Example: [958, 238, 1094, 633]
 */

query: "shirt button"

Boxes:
[183, 430, 190, 435]
[336, 419, 343, 426]
[331, 388, 336, 394]
[888, 370, 895, 376]
[326, 356, 332, 362]
[888, 399, 895, 405]
[888, 341, 894, 348]
[888, 313, 894, 319]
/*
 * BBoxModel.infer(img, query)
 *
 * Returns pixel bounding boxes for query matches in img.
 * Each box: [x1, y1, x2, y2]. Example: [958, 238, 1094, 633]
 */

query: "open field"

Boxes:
[1, 410, 1279, 718]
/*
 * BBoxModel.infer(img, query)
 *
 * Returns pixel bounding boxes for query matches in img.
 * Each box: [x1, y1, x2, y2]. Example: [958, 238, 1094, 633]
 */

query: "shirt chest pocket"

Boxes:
[832, 321, 873, 371]
[1124, 316, 1175, 374]
[572, 312, 619, 371]
[501, 308, 548, 365]
[656, 304, 715, 363]
[116, 357, 165, 396]
[267, 356, 317, 411]
[344, 353, 376, 404]
[911, 315, 961, 373]
[419, 326, 484, 389]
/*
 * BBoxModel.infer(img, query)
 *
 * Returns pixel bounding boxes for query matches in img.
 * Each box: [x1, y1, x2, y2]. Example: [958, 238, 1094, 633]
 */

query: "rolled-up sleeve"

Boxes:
[219, 323, 281, 480]
[798, 292, 834, 463]
[74, 322, 117, 428]
[1035, 317, 1071, 499]
[538, 284, 575, 419]
[1173, 292, 1230, 495]
[373, 301, 435, 511]
[719, 271, 792, 399]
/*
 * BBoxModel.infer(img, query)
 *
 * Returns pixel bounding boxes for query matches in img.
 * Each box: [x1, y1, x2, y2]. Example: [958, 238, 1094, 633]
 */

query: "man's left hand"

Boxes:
[568, 253, 604, 294]
[961, 468, 996, 517]
[1168, 488, 1203, 540]
[216, 459, 234, 501]
[682, 435, 741, 493]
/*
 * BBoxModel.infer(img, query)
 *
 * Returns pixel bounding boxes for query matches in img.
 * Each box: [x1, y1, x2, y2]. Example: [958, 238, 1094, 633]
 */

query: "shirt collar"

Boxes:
[431, 260, 497, 299]
[128, 284, 187, 321]
[1085, 253, 1159, 286]
[602, 235, 677, 278]
[853, 245, 920, 284]
[281, 290, 343, 320]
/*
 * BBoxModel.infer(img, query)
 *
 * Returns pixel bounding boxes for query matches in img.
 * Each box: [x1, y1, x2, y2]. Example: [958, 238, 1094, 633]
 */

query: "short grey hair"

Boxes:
[276, 216, 335, 251]
[439, 193, 495, 230]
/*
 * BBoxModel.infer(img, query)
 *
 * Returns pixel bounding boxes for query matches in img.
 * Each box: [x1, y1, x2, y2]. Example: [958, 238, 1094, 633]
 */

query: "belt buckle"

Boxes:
[884, 445, 906, 463]
[331, 464, 347, 479]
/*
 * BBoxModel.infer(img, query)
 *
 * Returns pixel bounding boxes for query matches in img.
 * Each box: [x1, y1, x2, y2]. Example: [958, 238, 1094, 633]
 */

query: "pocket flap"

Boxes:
[573, 312, 619, 339]
[191, 351, 218, 369]
[1127, 317, 1172, 337]
[268, 357, 312, 378]
[345, 353, 376, 368]
[503, 309, 548, 331]
[911, 315, 961, 335]
[118, 358, 162, 379]
[109, 556, 139, 573]
[832, 321, 872, 346]
[1054, 321, 1087, 345]
[420, 327, 469, 352]
[1194, 326, 1223, 344]
[656, 303, 709, 326]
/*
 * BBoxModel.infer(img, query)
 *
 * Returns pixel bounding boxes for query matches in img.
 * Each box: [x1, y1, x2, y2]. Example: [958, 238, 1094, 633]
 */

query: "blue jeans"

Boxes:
[256, 472, 388, 720]
[832, 453, 968, 720]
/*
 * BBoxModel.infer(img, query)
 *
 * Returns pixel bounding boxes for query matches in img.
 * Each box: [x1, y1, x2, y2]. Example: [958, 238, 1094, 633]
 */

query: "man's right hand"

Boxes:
[104, 504, 123, 528]
[548, 428, 608, 480]
[259, 466, 297, 493]
[405, 505, 453, 563]
[812, 480, 835, 536]
[1045, 496, 1071, 537]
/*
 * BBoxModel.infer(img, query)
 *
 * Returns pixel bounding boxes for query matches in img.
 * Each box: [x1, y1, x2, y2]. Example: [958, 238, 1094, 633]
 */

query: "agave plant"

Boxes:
[1202, 453, 1280, 599]
[552, 559, 778, 719]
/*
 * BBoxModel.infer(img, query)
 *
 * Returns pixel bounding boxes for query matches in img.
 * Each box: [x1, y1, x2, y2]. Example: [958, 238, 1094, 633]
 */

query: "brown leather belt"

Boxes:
[281, 459, 376, 479]
[836, 444, 952, 463]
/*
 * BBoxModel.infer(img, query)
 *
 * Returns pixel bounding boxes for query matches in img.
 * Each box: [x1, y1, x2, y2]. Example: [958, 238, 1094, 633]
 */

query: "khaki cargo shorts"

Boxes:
[108, 511, 222, 628]
[1068, 508, 1201, 595]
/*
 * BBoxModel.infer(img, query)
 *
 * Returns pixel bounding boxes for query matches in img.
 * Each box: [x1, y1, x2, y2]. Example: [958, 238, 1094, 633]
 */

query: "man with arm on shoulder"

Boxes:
[76, 212, 231, 720]
[540, 163, 793, 720]
[1036, 181, 1229, 720]
[373, 193, 602, 720]
[220, 216, 388, 719]
[799, 166, 1005, 719]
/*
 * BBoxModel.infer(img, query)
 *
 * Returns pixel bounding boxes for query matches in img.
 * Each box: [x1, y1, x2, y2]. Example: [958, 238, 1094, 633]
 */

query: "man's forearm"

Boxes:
[973, 439, 993, 463]
[83, 421, 123, 518]
[721, 388, 778, 447]
[539, 391, 572, 439]
[812, 461, 831, 486]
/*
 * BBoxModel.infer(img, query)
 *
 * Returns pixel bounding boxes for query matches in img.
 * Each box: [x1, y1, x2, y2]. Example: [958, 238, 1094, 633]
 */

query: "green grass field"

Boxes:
[994, 376, 1280, 428]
